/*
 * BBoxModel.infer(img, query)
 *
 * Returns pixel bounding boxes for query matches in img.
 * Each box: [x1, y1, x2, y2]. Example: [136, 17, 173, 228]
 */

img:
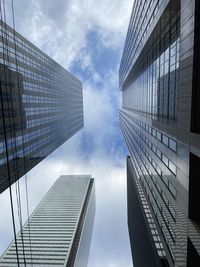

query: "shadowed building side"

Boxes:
[127, 156, 167, 267]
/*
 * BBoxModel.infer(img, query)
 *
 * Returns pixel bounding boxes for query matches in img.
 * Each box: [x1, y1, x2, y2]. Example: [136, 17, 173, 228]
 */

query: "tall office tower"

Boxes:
[0, 20, 83, 194]
[120, 0, 200, 266]
[0, 175, 95, 266]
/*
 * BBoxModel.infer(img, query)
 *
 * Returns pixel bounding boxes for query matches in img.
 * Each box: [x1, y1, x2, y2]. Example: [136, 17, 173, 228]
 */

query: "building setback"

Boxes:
[0, 20, 83, 193]
[0, 175, 95, 266]
[120, 0, 200, 266]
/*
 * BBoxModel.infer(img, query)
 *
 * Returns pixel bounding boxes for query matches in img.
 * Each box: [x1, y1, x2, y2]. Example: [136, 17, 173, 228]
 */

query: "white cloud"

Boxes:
[1, 0, 133, 266]
[6, 0, 132, 69]
[0, 72, 131, 265]
[0, 135, 132, 266]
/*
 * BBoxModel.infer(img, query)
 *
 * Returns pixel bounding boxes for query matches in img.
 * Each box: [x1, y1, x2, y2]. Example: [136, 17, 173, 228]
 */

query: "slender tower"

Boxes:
[0, 175, 95, 266]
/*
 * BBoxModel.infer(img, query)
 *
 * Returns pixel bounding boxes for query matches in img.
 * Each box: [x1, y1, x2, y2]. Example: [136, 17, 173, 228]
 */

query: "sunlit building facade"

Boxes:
[120, 0, 200, 266]
[0, 20, 83, 193]
[0, 175, 95, 266]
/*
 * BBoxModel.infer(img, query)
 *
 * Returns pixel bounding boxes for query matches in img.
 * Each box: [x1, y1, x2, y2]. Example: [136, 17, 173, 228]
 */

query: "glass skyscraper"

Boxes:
[0, 20, 83, 193]
[0, 175, 95, 266]
[120, 0, 200, 266]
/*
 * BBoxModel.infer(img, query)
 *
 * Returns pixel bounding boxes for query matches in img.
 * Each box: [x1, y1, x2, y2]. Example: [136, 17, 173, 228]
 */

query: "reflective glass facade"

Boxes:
[0, 20, 83, 193]
[120, 0, 200, 266]
[0, 175, 95, 266]
[127, 156, 168, 267]
[122, 1, 180, 119]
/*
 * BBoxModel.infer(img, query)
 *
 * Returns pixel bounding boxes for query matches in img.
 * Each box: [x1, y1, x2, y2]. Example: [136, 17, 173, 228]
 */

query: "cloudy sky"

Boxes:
[0, 0, 134, 266]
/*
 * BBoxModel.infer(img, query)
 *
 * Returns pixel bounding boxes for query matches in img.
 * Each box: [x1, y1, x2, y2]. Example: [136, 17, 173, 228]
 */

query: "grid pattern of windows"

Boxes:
[137, 180, 166, 256]
[127, 156, 168, 266]
[122, 109, 177, 152]
[120, 109, 177, 261]
[121, 3, 180, 120]
[0, 175, 94, 266]
[119, 2, 181, 264]
[133, 162, 166, 258]
[0, 20, 83, 193]
[120, 0, 200, 265]
[120, 0, 164, 87]
[121, 109, 177, 177]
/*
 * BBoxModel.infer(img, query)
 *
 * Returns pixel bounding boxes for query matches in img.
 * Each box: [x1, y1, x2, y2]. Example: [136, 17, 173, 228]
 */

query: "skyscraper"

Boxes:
[120, 0, 200, 266]
[0, 175, 95, 266]
[0, 20, 83, 193]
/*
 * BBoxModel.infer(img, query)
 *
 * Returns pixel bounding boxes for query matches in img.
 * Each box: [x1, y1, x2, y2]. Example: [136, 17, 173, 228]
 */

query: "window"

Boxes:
[156, 131, 162, 141]
[162, 135, 169, 146]
[169, 138, 177, 152]
[156, 149, 162, 159]
[162, 154, 168, 166]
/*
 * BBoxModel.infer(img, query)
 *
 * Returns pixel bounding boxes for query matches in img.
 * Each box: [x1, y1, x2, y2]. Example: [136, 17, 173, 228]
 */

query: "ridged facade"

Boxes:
[0, 175, 95, 266]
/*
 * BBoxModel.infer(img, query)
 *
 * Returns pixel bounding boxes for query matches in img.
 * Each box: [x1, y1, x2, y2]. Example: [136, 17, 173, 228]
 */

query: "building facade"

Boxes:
[127, 156, 168, 267]
[0, 20, 83, 193]
[0, 175, 95, 266]
[120, 0, 200, 266]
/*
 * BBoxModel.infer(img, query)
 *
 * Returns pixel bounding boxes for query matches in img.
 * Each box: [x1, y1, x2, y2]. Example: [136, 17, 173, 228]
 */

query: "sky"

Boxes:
[0, 0, 134, 266]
